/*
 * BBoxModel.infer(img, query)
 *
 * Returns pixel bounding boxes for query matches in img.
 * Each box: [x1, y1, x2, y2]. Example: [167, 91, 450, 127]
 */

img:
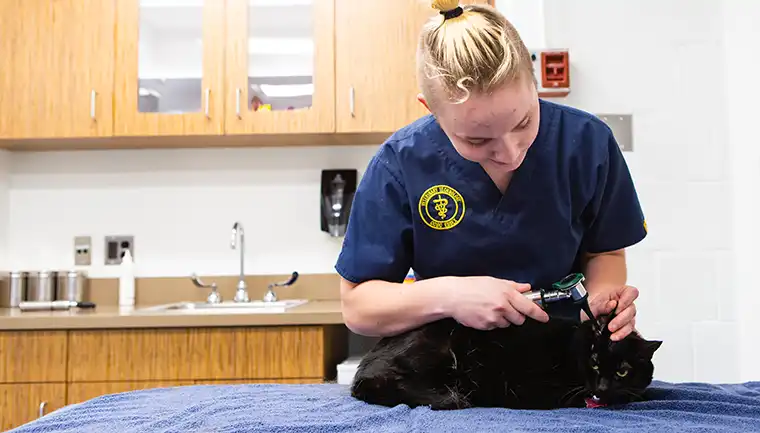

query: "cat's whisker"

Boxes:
[449, 349, 458, 370]
[559, 385, 586, 404]
[619, 390, 645, 402]
[509, 387, 518, 400]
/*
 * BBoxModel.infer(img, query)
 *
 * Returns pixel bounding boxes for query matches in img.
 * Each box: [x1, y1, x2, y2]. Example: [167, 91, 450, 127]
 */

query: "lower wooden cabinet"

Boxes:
[0, 383, 66, 431]
[1, 325, 348, 431]
[0, 331, 67, 383]
[67, 325, 342, 381]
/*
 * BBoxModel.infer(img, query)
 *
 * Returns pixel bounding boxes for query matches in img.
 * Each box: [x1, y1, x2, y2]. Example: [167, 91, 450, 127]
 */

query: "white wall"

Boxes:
[7, 146, 378, 278]
[723, 0, 760, 383]
[2, 0, 756, 383]
[541, 0, 737, 384]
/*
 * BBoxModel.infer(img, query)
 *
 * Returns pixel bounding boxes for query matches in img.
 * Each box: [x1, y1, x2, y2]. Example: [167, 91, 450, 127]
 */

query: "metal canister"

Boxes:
[0, 271, 27, 307]
[56, 270, 88, 302]
[28, 271, 55, 302]
[9, 271, 28, 307]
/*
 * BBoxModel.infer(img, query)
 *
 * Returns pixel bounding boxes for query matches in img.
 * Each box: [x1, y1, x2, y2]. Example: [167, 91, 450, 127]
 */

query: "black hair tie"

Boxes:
[441, 6, 464, 20]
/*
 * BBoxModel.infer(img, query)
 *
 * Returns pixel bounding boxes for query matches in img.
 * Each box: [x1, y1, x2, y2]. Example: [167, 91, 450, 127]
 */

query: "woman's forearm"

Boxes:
[340, 276, 457, 337]
[583, 249, 627, 296]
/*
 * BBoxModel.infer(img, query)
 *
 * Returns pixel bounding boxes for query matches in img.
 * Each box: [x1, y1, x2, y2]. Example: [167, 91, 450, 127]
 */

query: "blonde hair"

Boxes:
[418, 0, 534, 106]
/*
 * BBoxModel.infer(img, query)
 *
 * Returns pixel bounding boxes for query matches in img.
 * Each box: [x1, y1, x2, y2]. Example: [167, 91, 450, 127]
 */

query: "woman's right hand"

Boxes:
[444, 276, 550, 330]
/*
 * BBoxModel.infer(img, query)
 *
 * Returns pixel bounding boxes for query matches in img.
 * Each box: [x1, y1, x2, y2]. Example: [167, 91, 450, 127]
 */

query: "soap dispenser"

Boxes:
[320, 169, 357, 237]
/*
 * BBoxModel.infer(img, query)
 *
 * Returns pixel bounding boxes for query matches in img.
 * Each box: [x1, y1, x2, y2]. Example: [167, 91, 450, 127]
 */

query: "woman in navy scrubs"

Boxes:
[335, 1, 647, 341]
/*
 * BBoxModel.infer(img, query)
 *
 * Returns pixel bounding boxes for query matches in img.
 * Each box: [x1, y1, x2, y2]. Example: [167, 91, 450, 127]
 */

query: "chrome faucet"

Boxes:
[231, 221, 249, 303]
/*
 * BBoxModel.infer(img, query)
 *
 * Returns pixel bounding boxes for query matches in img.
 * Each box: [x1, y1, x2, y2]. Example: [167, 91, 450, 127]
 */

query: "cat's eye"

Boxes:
[616, 369, 629, 378]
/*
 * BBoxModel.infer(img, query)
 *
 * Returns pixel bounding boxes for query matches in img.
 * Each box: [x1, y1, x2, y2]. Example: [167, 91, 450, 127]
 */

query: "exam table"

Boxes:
[8, 381, 760, 432]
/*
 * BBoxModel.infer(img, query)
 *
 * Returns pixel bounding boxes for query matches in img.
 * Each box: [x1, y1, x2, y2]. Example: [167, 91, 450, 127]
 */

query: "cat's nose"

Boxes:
[597, 378, 610, 393]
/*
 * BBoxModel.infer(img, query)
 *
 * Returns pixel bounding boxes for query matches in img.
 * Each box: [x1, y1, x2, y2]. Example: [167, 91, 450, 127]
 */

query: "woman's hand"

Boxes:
[445, 277, 550, 330]
[582, 285, 639, 341]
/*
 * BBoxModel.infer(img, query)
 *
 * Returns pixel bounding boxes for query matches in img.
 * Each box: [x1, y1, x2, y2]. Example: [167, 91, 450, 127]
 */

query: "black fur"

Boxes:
[351, 312, 662, 410]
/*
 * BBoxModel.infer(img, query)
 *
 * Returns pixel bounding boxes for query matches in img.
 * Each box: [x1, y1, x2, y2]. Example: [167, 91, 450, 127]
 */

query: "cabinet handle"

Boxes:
[236, 88, 242, 119]
[349, 87, 355, 118]
[205, 88, 210, 118]
[90, 90, 97, 120]
[38, 401, 47, 418]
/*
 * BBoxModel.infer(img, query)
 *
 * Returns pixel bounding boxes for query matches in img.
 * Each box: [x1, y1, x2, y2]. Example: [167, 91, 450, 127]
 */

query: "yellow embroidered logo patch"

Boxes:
[418, 185, 466, 230]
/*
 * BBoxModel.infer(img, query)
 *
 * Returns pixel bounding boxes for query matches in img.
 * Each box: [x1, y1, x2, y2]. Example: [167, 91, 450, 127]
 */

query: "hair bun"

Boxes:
[431, 0, 460, 13]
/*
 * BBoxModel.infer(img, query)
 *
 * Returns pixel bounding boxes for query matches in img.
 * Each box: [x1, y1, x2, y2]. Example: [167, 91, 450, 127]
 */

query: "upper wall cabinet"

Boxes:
[0, 0, 495, 148]
[0, 0, 115, 140]
[224, 0, 335, 135]
[334, 0, 494, 134]
[114, 0, 226, 136]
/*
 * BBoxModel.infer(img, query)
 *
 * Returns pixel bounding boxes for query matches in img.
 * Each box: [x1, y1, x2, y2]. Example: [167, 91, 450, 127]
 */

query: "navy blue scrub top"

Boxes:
[335, 99, 647, 292]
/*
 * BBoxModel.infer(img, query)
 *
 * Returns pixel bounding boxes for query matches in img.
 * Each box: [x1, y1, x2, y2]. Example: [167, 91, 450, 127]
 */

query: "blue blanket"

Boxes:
[10, 381, 760, 433]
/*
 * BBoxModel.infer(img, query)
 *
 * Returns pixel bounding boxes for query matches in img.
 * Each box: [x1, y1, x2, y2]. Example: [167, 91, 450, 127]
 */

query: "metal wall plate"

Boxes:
[74, 236, 92, 266]
[597, 114, 633, 152]
[104, 235, 135, 265]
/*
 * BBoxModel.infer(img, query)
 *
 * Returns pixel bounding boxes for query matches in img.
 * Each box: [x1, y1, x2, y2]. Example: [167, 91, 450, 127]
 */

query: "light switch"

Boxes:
[597, 114, 633, 152]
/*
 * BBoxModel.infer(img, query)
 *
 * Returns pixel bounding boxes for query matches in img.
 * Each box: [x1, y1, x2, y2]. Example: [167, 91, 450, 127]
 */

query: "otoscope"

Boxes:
[523, 273, 595, 322]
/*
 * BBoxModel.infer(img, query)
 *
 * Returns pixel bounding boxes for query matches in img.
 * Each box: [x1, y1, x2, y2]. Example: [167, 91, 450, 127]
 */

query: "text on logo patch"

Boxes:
[418, 184, 466, 230]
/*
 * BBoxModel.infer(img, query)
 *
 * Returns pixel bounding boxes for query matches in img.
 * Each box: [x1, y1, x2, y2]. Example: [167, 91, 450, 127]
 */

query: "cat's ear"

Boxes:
[638, 340, 662, 359]
[593, 313, 614, 338]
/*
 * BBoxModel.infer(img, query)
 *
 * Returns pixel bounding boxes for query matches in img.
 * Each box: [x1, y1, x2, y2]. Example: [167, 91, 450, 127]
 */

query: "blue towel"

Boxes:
[9, 381, 760, 433]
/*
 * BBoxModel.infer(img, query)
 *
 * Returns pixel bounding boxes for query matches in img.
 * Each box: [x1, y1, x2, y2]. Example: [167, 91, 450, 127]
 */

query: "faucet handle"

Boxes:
[268, 271, 299, 289]
[190, 273, 214, 289]
[262, 272, 299, 303]
[190, 273, 222, 304]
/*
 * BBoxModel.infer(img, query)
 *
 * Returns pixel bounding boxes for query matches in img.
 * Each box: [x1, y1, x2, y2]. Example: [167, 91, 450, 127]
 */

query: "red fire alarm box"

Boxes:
[531, 49, 570, 97]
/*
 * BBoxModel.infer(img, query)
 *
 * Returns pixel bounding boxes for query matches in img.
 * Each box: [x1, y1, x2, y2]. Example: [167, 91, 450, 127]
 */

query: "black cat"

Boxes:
[351, 311, 662, 410]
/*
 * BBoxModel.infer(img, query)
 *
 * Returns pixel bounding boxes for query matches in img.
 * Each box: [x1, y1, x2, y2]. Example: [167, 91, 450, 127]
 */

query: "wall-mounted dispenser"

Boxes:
[320, 169, 357, 237]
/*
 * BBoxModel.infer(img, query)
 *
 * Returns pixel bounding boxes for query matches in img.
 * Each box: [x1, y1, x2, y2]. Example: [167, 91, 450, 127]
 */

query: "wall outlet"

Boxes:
[104, 235, 135, 265]
[74, 236, 92, 266]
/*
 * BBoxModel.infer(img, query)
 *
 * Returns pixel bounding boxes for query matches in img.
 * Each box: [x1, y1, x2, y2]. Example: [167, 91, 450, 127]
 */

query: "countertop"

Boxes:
[0, 300, 345, 331]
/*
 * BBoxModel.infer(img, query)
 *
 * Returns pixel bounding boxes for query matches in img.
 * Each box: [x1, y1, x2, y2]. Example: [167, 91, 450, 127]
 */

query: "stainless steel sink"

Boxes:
[135, 299, 309, 315]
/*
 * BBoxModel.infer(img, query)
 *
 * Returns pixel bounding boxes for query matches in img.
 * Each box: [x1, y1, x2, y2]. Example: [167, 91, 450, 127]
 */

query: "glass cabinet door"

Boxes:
[225, 0, 335, 134]
[114, 0, 225, 136]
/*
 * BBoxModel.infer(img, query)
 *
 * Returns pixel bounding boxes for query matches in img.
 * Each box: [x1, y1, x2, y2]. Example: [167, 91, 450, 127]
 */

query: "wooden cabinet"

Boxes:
[334, 0, 430, 134]
[2, 325, 347, 430]
[1, 0, 495, 147]
[0, 331, 68, 431]
[67, 326, 340, 381]
[114, 0, 225, 136]
[0, 331, 67, 383]
[334, 0, 493, 134]
[0, 0, 114, 140]
[0, 384, 66, 431]
[224, 0, 336, 135]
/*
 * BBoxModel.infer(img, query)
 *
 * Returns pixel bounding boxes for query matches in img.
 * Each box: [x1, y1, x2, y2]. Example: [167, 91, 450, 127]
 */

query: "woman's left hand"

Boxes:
[581, 285, 639, 341]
